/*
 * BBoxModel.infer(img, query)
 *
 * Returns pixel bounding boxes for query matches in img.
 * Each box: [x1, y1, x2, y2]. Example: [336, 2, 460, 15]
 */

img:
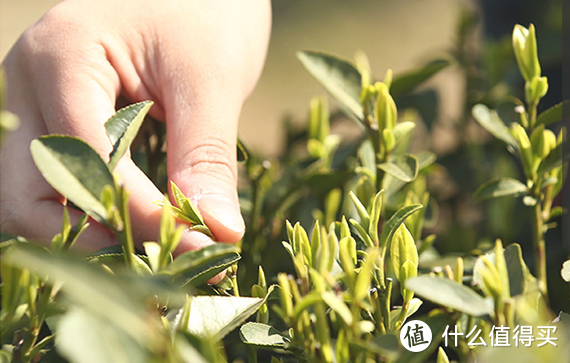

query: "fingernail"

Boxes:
[198, 195, 245, 233]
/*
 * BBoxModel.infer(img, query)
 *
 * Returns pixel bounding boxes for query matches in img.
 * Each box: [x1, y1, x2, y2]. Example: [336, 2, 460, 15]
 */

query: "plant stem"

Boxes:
[118, 187, 136, 269]
[531, 199, 548, 298]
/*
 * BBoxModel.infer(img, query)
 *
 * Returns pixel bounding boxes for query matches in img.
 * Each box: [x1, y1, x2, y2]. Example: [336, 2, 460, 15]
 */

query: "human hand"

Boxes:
[0, 0, 271, 263]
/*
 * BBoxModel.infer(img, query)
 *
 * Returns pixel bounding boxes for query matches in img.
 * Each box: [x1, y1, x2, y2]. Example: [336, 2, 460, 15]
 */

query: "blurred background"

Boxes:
[1, 0, 566, 310]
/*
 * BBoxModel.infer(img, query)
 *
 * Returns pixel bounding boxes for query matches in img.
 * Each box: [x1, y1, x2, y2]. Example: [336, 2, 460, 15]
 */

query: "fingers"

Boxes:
[164, 75, 245, 244]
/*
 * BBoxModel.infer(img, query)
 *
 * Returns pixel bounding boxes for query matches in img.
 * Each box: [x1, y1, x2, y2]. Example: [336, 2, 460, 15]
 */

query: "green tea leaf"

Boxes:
[536, 100, 570, 127]
[3, 246, 168, 343]
[237, 137, 249, 162]
[239, 322, 289, 348]
[389, 298, 423, 328]
[473, 243, 531, 296]
[105, 101, 153, 170]
[348, 191, 370, 229]
[170, 181, 205, 225]
[390, 224, 418, 281]
[472, 104, 517, 148]
[368, 190, 384, 244]
[321, 291, 353, 327]
[172, 295, 266, 339]
[56, 307, 148, 363]
[393, 121, 416, 144]
[30, 136, 114, 223]
[537, 141, 570, 177]
[390, 59, 451, 99]
[437, 347, 450, 363]
[378, 154, 419, 182]
[297, 51, 363, 121]
[164, 243, 240, 287]
[405, 276, 492, 316]
[473, 178, 528, 202]
[378, 204, 423, 250]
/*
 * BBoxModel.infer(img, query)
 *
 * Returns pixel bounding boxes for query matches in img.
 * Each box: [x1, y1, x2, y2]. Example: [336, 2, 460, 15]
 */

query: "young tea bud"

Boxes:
[374, 82, 397, 131]
[525, 76, 548, 105]
[513, 24, 541, 82]
[382, 128, 396, 154]
[511, 123, 535, 178]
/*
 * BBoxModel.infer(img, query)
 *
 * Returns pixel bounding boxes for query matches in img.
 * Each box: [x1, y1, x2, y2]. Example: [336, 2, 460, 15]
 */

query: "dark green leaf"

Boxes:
[378, 204, 423, 249]
[536, 100, 570, 126]
[537, 142, 570, 176]
[473, 178, 528, 202]
[390, 59, 451, 99]
[405, 276, 492, 316]
[164, 243, 240, 287]
[239, 322, 289, 348]
[105, 101, 153, 170]
[297, 51, 363, 121]
[30, 136, 114, 223]
[367, 333, 400, 360]
[472, 104, 517, 148]
[378, 154, 419, 182]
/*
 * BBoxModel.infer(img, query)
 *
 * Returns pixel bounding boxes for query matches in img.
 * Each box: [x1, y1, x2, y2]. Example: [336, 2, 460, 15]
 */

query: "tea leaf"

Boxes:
[472, 104, 517, 148]
[56, 307, 148, 363]
[390, 59, 451, 99]
[389, 298, 423, 328]
[378, 154, 419, 182]
[172, 295, 266, 339]
[164, 243, 240, 287]
[170, 181, 205, 226]
[437, 347, 450, 363]
[105, 101, 153, 170]
[390, 224, 418, 281]
[378, 204, 423, 250]
[536, 100, 570, 126]
[473, 178, 528, 202]
[297, 51, 363, 121]
[3, 246, 167, 343]
[349, 219, 374, 248]
[536, 141, 570, 177]
[30, 136, 114, 223]
[237, 137, 249, 162]
[354, 248, 380, 302]
[393, 121, 416, 144]
[348, 191, 370, 229]
[240, 322, 289, 348]
[405, 276, 492, 316]
[473, 243, 531, 296]
[368, 190, 384, 244]
[321, 291, 353, 327]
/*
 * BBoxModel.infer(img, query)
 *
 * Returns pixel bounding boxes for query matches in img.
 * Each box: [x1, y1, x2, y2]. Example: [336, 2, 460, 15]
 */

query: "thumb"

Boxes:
[165, 85, 245, 245]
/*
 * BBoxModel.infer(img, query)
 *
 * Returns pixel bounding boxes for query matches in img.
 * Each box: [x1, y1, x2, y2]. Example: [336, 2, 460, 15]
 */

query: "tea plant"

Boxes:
[0, 22, 568, 363]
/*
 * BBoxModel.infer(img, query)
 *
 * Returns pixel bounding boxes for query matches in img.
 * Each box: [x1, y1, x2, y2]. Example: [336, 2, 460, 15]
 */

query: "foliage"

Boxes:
[0, 19, 568, 363]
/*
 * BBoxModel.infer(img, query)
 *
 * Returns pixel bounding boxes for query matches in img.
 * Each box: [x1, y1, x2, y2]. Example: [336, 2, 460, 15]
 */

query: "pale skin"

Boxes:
[0, 0, 272, 281]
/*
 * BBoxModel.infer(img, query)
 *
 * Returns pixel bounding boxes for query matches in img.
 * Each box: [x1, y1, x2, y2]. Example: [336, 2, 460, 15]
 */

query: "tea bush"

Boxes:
[1, 18, 568, 363]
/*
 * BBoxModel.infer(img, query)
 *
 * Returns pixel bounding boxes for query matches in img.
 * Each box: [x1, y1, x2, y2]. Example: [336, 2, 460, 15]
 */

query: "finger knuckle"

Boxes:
[177, 139, 237, 184]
